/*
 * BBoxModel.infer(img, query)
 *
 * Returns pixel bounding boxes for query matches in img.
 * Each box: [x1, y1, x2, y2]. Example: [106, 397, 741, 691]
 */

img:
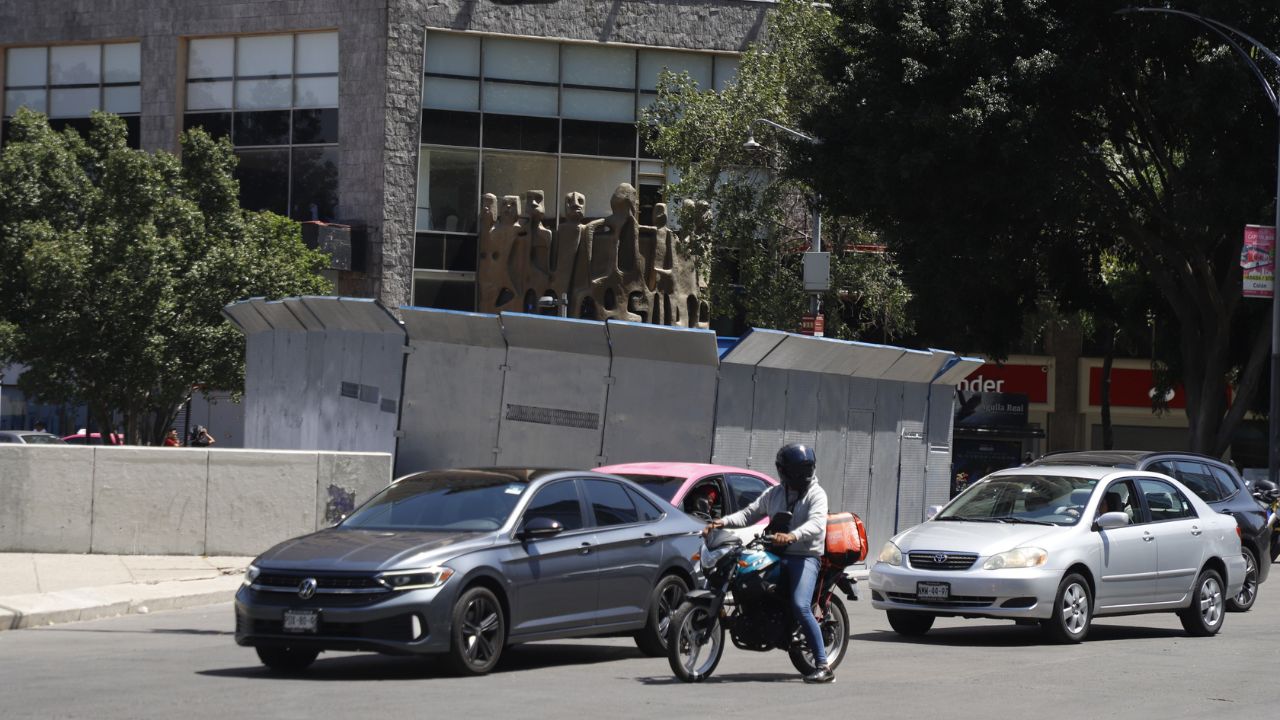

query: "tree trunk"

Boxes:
[1101, 324, 1116, 450]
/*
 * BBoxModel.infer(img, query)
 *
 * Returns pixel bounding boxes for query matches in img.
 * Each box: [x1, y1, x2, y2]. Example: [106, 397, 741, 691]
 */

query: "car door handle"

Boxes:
[642, 533, 656, 545]
[1142, 533, 1154, 542]
[1191, 527, 1202, 536]
[579, 542, 592, 555]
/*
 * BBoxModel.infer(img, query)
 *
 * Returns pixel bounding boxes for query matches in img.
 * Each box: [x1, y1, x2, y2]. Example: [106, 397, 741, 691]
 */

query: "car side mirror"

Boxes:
[1094, 511, 1129, 531]
[926, 505, 943, 521]
[518, 516, 564, 540]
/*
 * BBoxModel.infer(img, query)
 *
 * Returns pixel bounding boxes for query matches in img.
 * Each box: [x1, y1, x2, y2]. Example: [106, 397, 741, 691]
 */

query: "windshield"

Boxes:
[21, 434, 63, 444]
[615, 474, 685, 503]
[937, 474, 1097, 526]
[342, 472, 527, 531]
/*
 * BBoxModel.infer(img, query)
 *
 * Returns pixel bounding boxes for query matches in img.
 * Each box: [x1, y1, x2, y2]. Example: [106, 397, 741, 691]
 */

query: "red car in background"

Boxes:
[596, 462, 778, 542]
[62, 432, 124, 445]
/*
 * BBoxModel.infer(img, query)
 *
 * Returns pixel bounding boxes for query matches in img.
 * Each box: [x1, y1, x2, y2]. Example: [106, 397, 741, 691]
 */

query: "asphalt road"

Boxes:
[3, 583, 1278, 720]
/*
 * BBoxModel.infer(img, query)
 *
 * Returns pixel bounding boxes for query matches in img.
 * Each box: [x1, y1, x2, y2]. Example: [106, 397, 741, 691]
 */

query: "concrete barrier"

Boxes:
[0, 445, 392, 556]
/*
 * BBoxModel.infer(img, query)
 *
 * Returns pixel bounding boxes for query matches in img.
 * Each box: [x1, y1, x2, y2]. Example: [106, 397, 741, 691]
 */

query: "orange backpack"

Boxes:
[824, 512, 868, 566]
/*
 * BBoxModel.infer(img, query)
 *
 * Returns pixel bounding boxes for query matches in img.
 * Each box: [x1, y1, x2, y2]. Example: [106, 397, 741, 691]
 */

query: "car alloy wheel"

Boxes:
[1226, 548, 1258, 612]
[1179, 568, 1225, 637]
[1042, 573, 1090, 643]
[447, 586, 505, 675]
[635, 574, 689, 656]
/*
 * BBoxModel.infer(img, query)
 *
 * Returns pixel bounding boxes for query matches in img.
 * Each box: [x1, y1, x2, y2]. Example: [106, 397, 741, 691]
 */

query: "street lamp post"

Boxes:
[1118, 8, 1280, 486]
[745, 118, 828, 317]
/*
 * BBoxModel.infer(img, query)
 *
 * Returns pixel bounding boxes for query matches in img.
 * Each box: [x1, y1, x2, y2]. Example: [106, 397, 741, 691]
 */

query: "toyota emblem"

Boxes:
[298, 577, 317, 600]
[933, 553, 947, 565]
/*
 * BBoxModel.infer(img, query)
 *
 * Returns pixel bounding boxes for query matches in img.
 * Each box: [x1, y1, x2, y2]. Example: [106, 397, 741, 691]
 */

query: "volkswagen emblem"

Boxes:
[933, 553, 948, 565]
[298, 577, 317, 600]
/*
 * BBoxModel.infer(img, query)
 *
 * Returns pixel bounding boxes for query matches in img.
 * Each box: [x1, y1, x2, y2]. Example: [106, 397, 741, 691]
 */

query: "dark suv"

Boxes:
[1029, 450, 1270, 612]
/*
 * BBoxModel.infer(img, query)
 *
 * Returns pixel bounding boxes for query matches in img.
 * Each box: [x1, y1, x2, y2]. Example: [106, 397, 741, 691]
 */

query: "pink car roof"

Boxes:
[596, 461, 776, 484]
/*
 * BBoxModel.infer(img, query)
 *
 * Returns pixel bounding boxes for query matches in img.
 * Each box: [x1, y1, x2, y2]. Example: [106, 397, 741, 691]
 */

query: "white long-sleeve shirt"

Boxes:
[719, 479, 828, 557]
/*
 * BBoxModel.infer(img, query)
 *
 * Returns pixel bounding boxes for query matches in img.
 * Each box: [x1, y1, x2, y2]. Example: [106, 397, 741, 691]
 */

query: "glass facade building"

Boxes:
[3, 41, 142, 145]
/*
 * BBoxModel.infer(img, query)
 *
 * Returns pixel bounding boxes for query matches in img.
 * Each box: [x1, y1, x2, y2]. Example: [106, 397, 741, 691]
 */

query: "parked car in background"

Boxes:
[1029, 450, 1270, 612]
[0, 431, 66, 444]
[61, 432, 124, 445]
[871, 466, 1245, 643]
[236, 468, 703, 675]
[595, 462, 778, 542]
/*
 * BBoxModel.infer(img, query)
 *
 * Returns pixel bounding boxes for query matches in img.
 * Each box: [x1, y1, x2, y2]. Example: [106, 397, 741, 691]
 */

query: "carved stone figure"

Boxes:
[674, 198, 712, 329]
[520, 190, 554, 312]
[574, 183, 646, 321]
[550, 192, 586, 300]
[641, 202, 678, 325]
[478, 193, 522, 313]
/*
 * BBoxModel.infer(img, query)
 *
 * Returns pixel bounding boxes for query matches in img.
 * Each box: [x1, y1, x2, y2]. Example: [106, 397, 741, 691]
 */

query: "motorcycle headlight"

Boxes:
[983, 547, 1048, 570]
[243, 564, 260, 586]
[376, 566, 455, 591]
[877, 541, 902, 566]
[700, 545, 733, 570]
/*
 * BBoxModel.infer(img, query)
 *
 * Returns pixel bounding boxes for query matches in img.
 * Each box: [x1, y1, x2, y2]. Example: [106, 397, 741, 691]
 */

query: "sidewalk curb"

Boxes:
[0, 576, 243, 632]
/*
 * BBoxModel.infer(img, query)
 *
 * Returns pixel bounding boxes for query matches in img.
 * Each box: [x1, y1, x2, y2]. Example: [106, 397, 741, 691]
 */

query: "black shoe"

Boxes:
[803, 666, 835, 684]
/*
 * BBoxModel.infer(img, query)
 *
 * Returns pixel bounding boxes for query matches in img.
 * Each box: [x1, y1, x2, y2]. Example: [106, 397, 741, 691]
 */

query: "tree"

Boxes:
[801, 0, 1279, 455]
[640, 0, 912, 341]
[0, 109, 331, 444]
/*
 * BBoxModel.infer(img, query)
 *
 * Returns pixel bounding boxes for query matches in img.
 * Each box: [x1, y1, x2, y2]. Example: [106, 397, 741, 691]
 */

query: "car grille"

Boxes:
[256, 572, 384, 590]
[908, 552, 978, 571]
[246, 614, 421, 642]
[886, 592, 995, 608]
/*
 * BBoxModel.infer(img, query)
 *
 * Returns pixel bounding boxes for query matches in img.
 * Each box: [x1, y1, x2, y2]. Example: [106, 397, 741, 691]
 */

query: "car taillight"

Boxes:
[1237, 525, 1242, 538]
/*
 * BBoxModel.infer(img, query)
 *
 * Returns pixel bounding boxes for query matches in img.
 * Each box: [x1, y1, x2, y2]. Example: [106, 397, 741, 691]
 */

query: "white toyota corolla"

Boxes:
[869, 465, 1246, 643]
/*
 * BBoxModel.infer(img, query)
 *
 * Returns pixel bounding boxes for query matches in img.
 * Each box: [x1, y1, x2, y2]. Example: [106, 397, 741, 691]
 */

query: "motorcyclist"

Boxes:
[704, 443, 833, 684]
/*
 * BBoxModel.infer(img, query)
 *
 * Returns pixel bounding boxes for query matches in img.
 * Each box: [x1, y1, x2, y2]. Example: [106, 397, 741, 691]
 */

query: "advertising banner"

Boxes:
[1242, 224, 1275, 298]
[954, 390, 1029, 428]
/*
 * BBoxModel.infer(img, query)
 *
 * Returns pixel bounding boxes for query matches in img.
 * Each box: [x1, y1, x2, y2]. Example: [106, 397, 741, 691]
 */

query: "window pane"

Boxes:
[423, 77, 478, 112]
[236, 79, 291, 109]
[422, 109, 480, 146]
[482, 81, 556, 117]
[562, 45, 635, 89]
[727, 474, 768, 511]
[290, 146, 339, 221]
[482, 152, 557, 211]
[560, 157, 632, 218]
[49, 87, 99, 117]
[7, 47, 48, 87]
[1172, 461, 1223, 503]
[183, 112, 232, 140]
[412, 277, 477, 311]
[523, 480, 583, 530]
[418, 147, 478, 233]
[1138, 478, 1195, 520]
[414, 234, 445, 268]
[103, 85, 140, 114]
[626, 487, 664, 522]
[425, 32, 480, 76]
[483, 37, 557, 83]
[295, 32, 338, 74]
[188, 37, 234, 79]
[561, 88, 633, 123]
[584, 479, 638, 526]
[234, 109, 291, 146]
[482, 114, 557, 153]
[237, 35, 292, 77]
[445, 235, 477, 272]
[562, 119, 635, 157]
[714, 55, 740, 91]
[186, 80, 233, 110]
[234, 148, 290, 215]
[294, 76, 337, 108]
[5, 89, 46, 115]
[1207, 465, 1241, 498]
[292, 108, 338, 144]
[639, 49, 712, 91]
[103, 43, 141, 83]
[50, 45, 100, 85]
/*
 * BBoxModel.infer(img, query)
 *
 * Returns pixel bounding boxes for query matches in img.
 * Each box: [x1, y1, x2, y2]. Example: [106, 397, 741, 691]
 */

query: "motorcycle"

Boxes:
[667, 513, 858, 682]
[1250, 478, 1280, 562]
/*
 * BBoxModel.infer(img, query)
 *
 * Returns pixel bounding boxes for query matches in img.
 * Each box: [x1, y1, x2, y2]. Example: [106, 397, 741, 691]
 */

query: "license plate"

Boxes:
[282, 610, 318, 633]
[917, 582, 950, 600]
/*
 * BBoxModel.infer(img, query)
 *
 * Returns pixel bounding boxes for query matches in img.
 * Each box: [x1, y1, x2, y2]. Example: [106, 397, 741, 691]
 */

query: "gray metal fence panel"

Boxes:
[843, 409, 875, 528]
[869, 381, 904, 551]
[895, 382, 930, 529]
[497, 314, 611, 469]
[711, 363, 755, 469]
[848, 377, 878, 411]
[924, 384, 958, 512]
[720, 329, 787, 367]
[782, 370, 819, 450]
[748, 366, 788, 479]
[817, 374, 850, 512]
[602, 321, 719, 465]
[398, 309, 507, 474]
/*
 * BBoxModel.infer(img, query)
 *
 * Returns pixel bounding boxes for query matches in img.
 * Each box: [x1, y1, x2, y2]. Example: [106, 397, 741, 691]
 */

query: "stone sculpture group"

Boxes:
[477, 182, 710, 327]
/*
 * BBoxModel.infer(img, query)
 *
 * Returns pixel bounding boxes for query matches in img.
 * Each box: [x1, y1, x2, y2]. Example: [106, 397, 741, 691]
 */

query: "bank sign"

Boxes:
[955, 390, 1030, 428]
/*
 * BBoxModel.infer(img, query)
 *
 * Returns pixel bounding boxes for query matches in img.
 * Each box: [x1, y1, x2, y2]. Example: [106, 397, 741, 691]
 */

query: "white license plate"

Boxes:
[283, 610, 318, 633]
[917, 582, 950, 600]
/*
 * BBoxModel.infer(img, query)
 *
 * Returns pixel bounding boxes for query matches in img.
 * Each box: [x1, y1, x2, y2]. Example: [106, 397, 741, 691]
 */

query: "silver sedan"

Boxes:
[869, 465, 1246, 642]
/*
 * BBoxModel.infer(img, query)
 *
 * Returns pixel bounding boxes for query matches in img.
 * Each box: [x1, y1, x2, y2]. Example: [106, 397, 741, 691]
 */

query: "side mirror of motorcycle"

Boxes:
[517, 516, 564, 541]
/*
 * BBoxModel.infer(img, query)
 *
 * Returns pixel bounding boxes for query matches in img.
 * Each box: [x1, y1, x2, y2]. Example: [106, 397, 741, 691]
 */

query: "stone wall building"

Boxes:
[0, 0, 767, 310]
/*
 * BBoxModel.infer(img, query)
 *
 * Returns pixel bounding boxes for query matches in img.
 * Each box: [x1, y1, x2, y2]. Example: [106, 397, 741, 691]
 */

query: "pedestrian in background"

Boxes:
[163, 429, 181, 447]
[188, 425, 215, 447]
[33, 421, 47, 432]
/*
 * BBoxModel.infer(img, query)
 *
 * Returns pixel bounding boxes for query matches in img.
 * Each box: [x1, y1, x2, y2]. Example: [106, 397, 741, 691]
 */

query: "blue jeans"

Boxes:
[781, 554, 826, 668]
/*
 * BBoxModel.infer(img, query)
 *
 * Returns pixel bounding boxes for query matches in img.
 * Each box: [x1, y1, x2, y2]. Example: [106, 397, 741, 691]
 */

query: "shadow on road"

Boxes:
[850, 622, 1187, 647]
[31, 627, 233, 636]
[638, 672, 797, 685]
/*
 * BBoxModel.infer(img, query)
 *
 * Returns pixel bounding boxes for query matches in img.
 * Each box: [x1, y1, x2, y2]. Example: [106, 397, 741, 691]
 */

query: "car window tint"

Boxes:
[584, 479, 638, 526]
[625, 486, 665, 522]
[1172, 461, 1225, 503]
[1138, 478, 1196, 521]
[614, 474, 683, 503]
[524, 480, 584, 531]
[1206, 465, 1240, 499]
[1101, 480, 1142, 524]
[1147, 460, 1176, 479]
[727, 473, 769, 511]
[0, 436, 13, 443]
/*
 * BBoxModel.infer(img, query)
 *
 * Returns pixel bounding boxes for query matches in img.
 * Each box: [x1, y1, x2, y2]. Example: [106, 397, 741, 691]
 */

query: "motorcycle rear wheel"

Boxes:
[789, 595, 849, 674]
[667, 601, 725, 683]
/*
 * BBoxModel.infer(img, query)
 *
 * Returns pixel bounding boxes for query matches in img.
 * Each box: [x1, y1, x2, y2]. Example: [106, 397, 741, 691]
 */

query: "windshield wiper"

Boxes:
[988, 516, 1055, 526]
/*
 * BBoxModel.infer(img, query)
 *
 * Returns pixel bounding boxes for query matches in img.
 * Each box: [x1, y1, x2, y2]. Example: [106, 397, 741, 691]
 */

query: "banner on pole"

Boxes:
[1242, 224, 1275, 299]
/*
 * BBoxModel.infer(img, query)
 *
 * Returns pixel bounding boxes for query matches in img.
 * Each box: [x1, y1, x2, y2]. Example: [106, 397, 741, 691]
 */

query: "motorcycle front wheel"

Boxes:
[789, 595, 849, 675]
[667, 601, 726, 682]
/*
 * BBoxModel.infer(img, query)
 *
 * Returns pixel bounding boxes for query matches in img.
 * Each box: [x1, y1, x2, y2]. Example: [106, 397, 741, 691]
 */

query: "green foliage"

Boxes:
[0, 109, 331, 444]
[640, 0, 912, 340]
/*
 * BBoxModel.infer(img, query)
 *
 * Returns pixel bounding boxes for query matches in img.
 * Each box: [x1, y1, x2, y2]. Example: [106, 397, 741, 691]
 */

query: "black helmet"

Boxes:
[776, 443, 817, 491]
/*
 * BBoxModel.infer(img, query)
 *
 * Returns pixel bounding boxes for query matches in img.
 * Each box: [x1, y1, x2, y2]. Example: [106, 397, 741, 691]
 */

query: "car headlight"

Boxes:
[376, 566, 455, 591]
[243, 564, 260, 586]
[983, 547, 1048, 570]
[877, 541, 902, 566]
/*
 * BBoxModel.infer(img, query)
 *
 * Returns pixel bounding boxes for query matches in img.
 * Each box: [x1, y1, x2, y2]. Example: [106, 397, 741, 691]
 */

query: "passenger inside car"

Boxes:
[684, 483, 724, 521]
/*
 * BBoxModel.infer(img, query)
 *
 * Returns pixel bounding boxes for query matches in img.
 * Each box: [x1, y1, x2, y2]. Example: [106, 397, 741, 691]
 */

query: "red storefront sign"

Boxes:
[799, 313, 825, 337]
[1088, 367, 1186, 409]
[958, 363, 1050, 404]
